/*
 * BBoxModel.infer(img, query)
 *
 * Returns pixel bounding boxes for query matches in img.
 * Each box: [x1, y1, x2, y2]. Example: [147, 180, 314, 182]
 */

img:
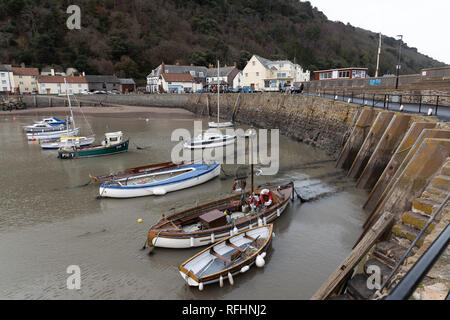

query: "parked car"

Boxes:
[242, 86, 255, 93]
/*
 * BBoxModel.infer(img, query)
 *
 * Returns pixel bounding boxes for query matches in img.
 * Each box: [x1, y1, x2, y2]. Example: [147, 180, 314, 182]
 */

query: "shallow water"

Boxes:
[0, 111, 368, 299]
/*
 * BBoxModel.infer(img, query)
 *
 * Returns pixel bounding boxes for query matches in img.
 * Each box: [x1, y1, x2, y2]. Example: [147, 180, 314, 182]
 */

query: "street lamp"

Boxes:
[395, 35, 403, 89]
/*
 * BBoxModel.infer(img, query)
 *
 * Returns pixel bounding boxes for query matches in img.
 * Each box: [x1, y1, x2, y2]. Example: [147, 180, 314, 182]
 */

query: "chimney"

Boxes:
[161, 62, 165, 74]
[175, 61, 180, 66]
[82, 71, 85, 76]
[20, 62, 25, 68]
[209, 64, 214, 69]
[233, 61, 238, 68]
[51, 68, 55, 76]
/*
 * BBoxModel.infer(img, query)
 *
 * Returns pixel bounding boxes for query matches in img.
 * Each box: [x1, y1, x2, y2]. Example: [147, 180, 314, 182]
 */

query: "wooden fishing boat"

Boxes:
[58, 131, 129, 159]
[40, 136, 96, 150]
[99, 162, 221, 198]
[179, 224, 274, 289]
[147, 182, 293, 249]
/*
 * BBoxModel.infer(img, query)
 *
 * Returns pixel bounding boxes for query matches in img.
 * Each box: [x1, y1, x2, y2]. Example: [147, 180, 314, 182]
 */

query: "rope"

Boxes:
[72, 95, 95, 136]
[394, 146, 412, 155]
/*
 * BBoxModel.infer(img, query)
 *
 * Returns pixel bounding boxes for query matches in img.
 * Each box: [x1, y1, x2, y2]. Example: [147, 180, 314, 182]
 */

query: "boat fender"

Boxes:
[277, 208, 281, 217]
[272, 232, 275, 238]
[233, 226, 238, 235]
[219, 275, 224, 288]
[240, 266, 250, 273]
[211, 233, 215, 243]
[153, 188, 167, 195]
[256, 255, 265, 268]
[260, 252, 267, 259]
[190, 237, 195, 248]
[228, 272, 234, 286]
[257, 218, 263, 227]
[263, 217, 267, 225]
[199, 282, 204, 291]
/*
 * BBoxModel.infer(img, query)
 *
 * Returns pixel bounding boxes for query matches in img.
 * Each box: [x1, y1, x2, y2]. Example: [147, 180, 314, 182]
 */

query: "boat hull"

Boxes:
[58, 139, 129, 159]
[41, 137, 96, 150]
[27, 128, 80, 141]
[208, 121, 234, 128]
[150, 199, 289, 249]
[179, 225, 273, 287]
[99, 163, 221, 198]
[183, 136, 236, 149]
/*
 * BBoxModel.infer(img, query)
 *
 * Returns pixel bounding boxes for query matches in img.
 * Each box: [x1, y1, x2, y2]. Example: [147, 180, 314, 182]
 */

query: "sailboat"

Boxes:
[208, 61, 234, 128]
[184, 61, 236, 150]
[26, 80, 80, 141]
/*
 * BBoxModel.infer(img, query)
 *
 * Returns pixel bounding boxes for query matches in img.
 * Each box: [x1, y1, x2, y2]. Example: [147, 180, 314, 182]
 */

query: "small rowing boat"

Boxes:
[58, 131, 129, 159]
[147, 182, 293, 249]
[98, 162, 221, 198]
[179, 224, 273, 289]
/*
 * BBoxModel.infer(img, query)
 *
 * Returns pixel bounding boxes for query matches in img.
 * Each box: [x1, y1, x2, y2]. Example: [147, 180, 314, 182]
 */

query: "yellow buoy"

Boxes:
[137, 219, 143, 223]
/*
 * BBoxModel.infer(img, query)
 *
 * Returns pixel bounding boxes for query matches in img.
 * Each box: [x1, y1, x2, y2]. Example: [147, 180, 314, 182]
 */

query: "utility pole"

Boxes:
[395, 35, 403, 89]
[375, 33, 382, 78]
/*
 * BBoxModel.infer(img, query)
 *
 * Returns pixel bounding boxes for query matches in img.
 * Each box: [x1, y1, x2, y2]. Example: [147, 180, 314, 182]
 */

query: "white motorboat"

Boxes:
[40, 136, 96, 150]
[23, 122, 66, 133]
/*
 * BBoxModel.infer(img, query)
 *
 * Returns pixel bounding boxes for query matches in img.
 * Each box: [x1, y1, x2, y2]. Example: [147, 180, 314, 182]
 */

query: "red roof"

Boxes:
[37, 75, 87, 83]
[161, 73, 194, 82]
[12, 67, 39, 76]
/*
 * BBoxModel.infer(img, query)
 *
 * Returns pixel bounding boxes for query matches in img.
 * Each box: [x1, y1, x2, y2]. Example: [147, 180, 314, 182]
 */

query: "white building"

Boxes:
[37, 75, 89, 95]
[0, 64, 15, 93]
[160, 73, 203, 93]
[205, 66, 241, 91]
[241, 55, 310, 91]
[147, 63, 208, 93]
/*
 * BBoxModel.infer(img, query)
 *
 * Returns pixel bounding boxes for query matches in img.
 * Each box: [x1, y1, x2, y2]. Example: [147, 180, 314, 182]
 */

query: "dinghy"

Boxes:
[147, 182, 293, 249]
[98, 162, 221, 198]
[184, 131, 236, 149]
[179, 224, 274, 288]
[40, 136, 95, 150]
[58, 131, 129, 159]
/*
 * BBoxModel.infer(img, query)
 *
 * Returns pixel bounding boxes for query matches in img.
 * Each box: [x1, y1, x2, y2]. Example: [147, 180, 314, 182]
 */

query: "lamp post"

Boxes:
[395, 35, 403, 89]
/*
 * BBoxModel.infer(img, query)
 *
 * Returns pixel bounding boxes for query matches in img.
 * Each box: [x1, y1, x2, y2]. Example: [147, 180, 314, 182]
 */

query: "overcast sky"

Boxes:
[307, 0, 450, 65]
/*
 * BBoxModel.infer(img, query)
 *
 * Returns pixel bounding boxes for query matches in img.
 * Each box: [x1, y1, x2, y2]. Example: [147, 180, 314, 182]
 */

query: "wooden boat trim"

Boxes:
[179, 224, 274, 283]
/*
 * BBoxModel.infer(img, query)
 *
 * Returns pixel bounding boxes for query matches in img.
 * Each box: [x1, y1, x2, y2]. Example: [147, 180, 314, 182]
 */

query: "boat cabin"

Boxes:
[102, 131, 124, 146]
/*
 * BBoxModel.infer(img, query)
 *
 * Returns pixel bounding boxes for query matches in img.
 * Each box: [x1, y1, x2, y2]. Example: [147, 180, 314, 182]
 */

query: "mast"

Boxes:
[64, 78, 75, 129]
[217, 60, 220, 125]
[375, 32, 382, 78]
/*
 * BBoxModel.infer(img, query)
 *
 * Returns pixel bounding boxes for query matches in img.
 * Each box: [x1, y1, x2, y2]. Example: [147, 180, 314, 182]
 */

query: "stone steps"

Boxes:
[401, 211, 436, 233]
[412, 198, 442, 216]
[391, 223, 424, 247]
[346, 274, 377, 300]
[421, 186, 449, 204]
[430, 174, 450, 190]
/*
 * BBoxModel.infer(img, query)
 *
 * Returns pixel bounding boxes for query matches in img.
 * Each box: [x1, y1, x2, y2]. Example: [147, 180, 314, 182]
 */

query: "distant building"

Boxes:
[12, 67, 39, 94]
[160, 73, 202, 94]
[85, 75, 120, 92]
[119, 78, 136, 93]
[206, 64, 241, 91]
[0, 64, 15, 93]
[241, 55, 310, 91]
[37, 76, 88, 95]
[41, 67, 66, 76]
[146, 62, 208, 93]
[314, 68, 368, 81]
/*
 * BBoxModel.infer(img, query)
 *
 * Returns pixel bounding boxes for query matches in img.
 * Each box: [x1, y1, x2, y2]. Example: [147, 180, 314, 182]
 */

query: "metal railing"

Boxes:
[303, 89, 450, 120]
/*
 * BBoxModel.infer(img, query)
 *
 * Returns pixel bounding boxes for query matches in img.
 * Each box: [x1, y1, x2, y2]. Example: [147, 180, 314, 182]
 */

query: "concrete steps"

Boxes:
[346, 274, 377, 300]
[401, 211, 436, 233]
[391, 223, 424, 246]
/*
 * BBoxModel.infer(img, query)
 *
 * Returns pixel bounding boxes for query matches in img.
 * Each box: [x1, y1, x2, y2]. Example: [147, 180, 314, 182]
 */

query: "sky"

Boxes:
[307, 0, 450, 65]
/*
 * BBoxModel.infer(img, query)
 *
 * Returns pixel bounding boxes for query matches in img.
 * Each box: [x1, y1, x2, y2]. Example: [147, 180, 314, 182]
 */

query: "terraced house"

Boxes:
[37, 75, 88, 95]
[12, 67, 39, 94]
[241, 55, 310, 92]
[0, 64, 15, 93]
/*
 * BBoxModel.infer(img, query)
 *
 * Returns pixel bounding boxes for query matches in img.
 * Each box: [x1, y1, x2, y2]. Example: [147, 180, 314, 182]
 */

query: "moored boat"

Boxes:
[58, 131, 129, 159]
[208, 121, 234, 128]
[183, 131, 236, 149]
[23, 122, 66, 133]
[98, 162, 221, 198]
[40, 136, 96, 150]
[34, 117, 67, 126]
[179, 224, 274, 288]
[147, 182, 293, 249]
[27, 127, 80, 141]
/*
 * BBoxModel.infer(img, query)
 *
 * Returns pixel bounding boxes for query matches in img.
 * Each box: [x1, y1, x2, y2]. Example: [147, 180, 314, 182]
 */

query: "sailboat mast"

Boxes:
[64, 78, 75, 129]
[217, 60, 220, 125]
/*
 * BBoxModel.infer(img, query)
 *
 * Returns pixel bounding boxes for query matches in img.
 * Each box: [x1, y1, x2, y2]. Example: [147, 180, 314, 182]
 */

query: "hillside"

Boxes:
[0, 0, 446, 82]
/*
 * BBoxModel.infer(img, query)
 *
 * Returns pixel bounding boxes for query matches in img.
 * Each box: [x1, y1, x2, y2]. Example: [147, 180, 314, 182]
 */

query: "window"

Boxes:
[319, 72, 332, 80]
[1, 73, 5, 78]
[338, 71, 350, 78]
[190, 71, 196, 77]
[2, 87, 7, 91]
[264, 81, 270, 88]
[1, 80, 6, 84]
[276, 73, 287, 78]
[19, 75, 23, 78]
[245, 73, 248, 77]
[199, 72, 204, 77]
[252, 61, 255, 66]
[25, 88, 29, 91]
[256, 72, 259, 76]
[78, 84, 82, 88]
[19, 81, 24, 85]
